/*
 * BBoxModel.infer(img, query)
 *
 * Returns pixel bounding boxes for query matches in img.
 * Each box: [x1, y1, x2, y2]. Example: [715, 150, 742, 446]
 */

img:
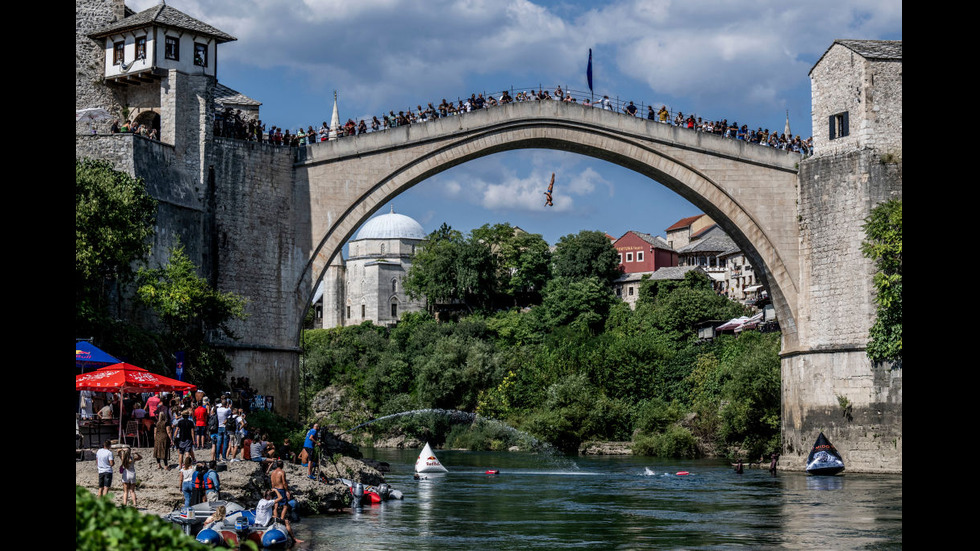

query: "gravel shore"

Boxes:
[75, 446, 387, 517]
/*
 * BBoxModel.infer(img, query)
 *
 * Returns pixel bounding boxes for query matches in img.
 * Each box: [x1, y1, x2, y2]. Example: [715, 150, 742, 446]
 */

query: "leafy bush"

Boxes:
[76, 486, 206, 550]
[632, 425, 699, 458]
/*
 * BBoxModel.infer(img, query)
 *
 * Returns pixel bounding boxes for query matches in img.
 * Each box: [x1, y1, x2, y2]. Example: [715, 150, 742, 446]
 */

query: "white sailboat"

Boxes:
[415, 442, 448, 473]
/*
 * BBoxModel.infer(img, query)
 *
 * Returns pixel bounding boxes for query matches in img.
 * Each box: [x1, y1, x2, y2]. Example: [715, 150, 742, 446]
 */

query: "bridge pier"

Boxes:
[781, 350, 901, 473]
[790, 147, 902, 473]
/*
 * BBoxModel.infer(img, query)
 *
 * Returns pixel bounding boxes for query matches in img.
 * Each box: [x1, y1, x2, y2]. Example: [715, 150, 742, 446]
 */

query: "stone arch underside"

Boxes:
[298, 112, 800, 350]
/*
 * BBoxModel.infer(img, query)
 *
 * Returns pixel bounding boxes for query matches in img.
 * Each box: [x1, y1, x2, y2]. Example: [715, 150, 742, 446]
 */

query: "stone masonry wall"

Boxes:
[76, 0, 125, 134]
[810, 44, 902, 158]
[77, 133, 307, 417]
[209, 138, 311, 416]
[788, 148, 902, 472]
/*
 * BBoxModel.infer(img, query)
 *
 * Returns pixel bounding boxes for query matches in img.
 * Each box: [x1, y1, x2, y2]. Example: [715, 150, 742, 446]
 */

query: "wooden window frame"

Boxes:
[165, 36, 179, 61]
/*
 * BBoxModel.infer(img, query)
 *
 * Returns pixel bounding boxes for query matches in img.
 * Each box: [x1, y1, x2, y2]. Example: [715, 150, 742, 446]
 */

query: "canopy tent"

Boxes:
[76, 362, 196, 443]
[76, 341, 120, 371]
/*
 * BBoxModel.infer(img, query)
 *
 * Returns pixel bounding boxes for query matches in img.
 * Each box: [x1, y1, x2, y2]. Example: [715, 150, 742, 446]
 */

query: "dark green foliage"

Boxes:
[632, 425, 699, 458]
[76, 159, 247, 399]
[76, 157, 156, 334]
[137, 243, 249, 393]
[862, 199, 902, 364]
[245, 409, 303, 450]
[551, 230, 623, 285]
[76, 486, 206, 550]
[539, 276, 614, 333]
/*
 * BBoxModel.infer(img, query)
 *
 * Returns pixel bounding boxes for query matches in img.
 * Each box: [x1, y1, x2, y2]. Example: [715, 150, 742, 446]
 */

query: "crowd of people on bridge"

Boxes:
[214, 85, 814, 156]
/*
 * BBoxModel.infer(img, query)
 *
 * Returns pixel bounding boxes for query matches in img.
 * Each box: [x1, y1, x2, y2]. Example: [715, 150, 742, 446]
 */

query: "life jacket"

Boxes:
[194, 470, 216, 490]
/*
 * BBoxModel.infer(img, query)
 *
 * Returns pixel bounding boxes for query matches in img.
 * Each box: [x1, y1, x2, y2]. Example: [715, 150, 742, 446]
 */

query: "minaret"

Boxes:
[784, 110, 792, 137]
[329, 90, 340, 140]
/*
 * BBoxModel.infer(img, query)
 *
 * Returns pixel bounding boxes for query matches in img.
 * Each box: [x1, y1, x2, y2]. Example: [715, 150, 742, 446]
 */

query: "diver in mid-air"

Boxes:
[544, 172, 555, 207]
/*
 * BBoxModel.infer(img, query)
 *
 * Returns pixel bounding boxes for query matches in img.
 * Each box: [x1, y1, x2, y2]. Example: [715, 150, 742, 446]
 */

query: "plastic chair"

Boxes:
[124, 420, 141, 448]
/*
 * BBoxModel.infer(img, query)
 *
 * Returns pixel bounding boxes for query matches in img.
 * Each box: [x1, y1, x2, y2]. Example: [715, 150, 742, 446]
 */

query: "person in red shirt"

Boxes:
[146, 393, 161, 419]
[194, 400, 208, 450]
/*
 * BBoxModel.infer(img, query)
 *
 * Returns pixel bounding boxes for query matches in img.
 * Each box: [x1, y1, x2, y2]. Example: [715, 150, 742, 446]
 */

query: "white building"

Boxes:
[316, 208, 427, 328]
[669, 216, 761, 305]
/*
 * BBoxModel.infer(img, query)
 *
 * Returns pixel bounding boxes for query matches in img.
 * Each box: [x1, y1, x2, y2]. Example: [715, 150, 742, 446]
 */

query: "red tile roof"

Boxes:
[665, 214, 705, 232]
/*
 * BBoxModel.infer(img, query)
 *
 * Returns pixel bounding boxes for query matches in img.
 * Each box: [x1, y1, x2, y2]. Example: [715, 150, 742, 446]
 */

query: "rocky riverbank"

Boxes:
[75, 446, 389, 517]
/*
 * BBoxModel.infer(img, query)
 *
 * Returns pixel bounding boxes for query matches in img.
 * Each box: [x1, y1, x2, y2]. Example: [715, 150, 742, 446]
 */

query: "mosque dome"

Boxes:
[355, 209, 427, 241]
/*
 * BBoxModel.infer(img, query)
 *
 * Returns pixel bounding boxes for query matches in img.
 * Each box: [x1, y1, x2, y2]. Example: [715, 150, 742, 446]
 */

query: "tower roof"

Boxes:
[355, 209, 426, 240]
[89, 3, 236, 43]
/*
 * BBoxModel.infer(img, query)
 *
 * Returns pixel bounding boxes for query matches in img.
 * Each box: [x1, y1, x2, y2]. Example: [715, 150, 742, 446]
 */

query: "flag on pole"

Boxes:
[587, 49, 594, 94]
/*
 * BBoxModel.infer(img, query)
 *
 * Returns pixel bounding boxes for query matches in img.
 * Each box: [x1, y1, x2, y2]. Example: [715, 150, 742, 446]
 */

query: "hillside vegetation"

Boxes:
[303, 224, 781, 460]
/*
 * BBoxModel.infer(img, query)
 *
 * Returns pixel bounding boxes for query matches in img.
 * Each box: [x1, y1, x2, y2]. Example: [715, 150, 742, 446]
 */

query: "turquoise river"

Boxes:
[290, 448, 902, 550]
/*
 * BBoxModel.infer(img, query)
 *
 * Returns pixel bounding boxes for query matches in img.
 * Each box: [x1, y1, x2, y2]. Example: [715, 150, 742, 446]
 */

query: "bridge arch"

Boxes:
[297, 101, 801, 349]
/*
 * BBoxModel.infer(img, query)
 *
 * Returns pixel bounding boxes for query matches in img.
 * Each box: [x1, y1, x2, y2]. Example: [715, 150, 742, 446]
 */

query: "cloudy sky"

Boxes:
[130, 0, 901, 246]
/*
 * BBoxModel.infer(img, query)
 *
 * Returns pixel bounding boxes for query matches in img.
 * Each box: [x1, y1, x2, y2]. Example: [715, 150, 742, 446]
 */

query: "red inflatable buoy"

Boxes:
[485, 470, 500, 475]
[676, 471, 690, 476]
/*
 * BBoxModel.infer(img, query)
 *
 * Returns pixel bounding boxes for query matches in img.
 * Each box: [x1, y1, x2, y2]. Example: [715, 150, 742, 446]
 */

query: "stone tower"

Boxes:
[787, 40, 902, 472]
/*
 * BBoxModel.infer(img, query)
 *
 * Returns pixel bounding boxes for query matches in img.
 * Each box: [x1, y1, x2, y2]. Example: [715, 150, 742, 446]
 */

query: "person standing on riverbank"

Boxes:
[119, 447, 142, 507]
[175, 410, 196, 467]
[177, 456, 196, 507]
[270, 460, 291, 520]
[154, 412, 172, 470]
[303, 423, 319, 479]
[96, 439, 114, 497]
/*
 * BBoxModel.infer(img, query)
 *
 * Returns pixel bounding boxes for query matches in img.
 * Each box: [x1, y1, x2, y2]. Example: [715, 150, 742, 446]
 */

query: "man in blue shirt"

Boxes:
[303, 423, 319, 479]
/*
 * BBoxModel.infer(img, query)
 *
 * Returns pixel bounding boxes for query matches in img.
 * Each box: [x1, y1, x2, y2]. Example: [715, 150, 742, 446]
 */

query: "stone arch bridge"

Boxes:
[191, 98, 898, 472]
[299, 100, 802, 349]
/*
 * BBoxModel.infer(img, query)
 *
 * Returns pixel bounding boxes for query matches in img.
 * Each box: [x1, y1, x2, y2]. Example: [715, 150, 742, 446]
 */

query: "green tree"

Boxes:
[862, 199, 902, 363]
[550, 230, 622, 285]
[539, 276, 614, 333]
[472, 223, 552, 306]
[642, 269, 748, 341]
[137, 243, 249, 392]
[76, 158, 157, 329]
[405, 224, 498, 313]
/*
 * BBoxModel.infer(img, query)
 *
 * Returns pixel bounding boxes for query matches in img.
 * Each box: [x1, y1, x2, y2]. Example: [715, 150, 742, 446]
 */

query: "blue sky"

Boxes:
[131, 0, 901, 246]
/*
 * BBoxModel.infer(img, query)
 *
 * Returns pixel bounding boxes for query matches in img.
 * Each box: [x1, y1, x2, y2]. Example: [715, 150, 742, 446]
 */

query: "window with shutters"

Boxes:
[829, 112, 849, 140]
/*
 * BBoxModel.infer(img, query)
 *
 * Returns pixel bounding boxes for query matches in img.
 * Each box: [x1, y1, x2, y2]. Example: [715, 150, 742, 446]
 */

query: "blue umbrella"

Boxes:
[76, 341, 120, 371]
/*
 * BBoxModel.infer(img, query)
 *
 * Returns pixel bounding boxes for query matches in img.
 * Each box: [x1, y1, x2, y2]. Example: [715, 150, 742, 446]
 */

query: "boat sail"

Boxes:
[805, 432, 845, 475]
[415, 442, 448, 473]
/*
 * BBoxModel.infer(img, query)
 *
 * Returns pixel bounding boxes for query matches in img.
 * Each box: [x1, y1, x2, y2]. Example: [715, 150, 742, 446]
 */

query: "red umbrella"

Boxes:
[76, 362, 197, 443]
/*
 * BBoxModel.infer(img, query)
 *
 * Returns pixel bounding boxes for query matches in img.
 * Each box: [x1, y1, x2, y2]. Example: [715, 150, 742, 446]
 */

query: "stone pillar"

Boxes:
[321, 255, 346, 329]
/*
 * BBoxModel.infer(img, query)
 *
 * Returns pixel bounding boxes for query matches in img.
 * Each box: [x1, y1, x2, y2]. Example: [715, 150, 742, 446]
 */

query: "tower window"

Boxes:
[194, 43, 207, 67]
[829, 111, 849, 140]
[165, 36, 179, 61]
[113, 41, 124, 65]
[391, 303, 398, 317]
[361, 304, 366, 318]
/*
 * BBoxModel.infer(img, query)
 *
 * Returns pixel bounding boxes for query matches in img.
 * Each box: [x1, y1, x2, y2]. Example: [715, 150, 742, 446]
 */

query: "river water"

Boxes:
[291, 448, 901, 550]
